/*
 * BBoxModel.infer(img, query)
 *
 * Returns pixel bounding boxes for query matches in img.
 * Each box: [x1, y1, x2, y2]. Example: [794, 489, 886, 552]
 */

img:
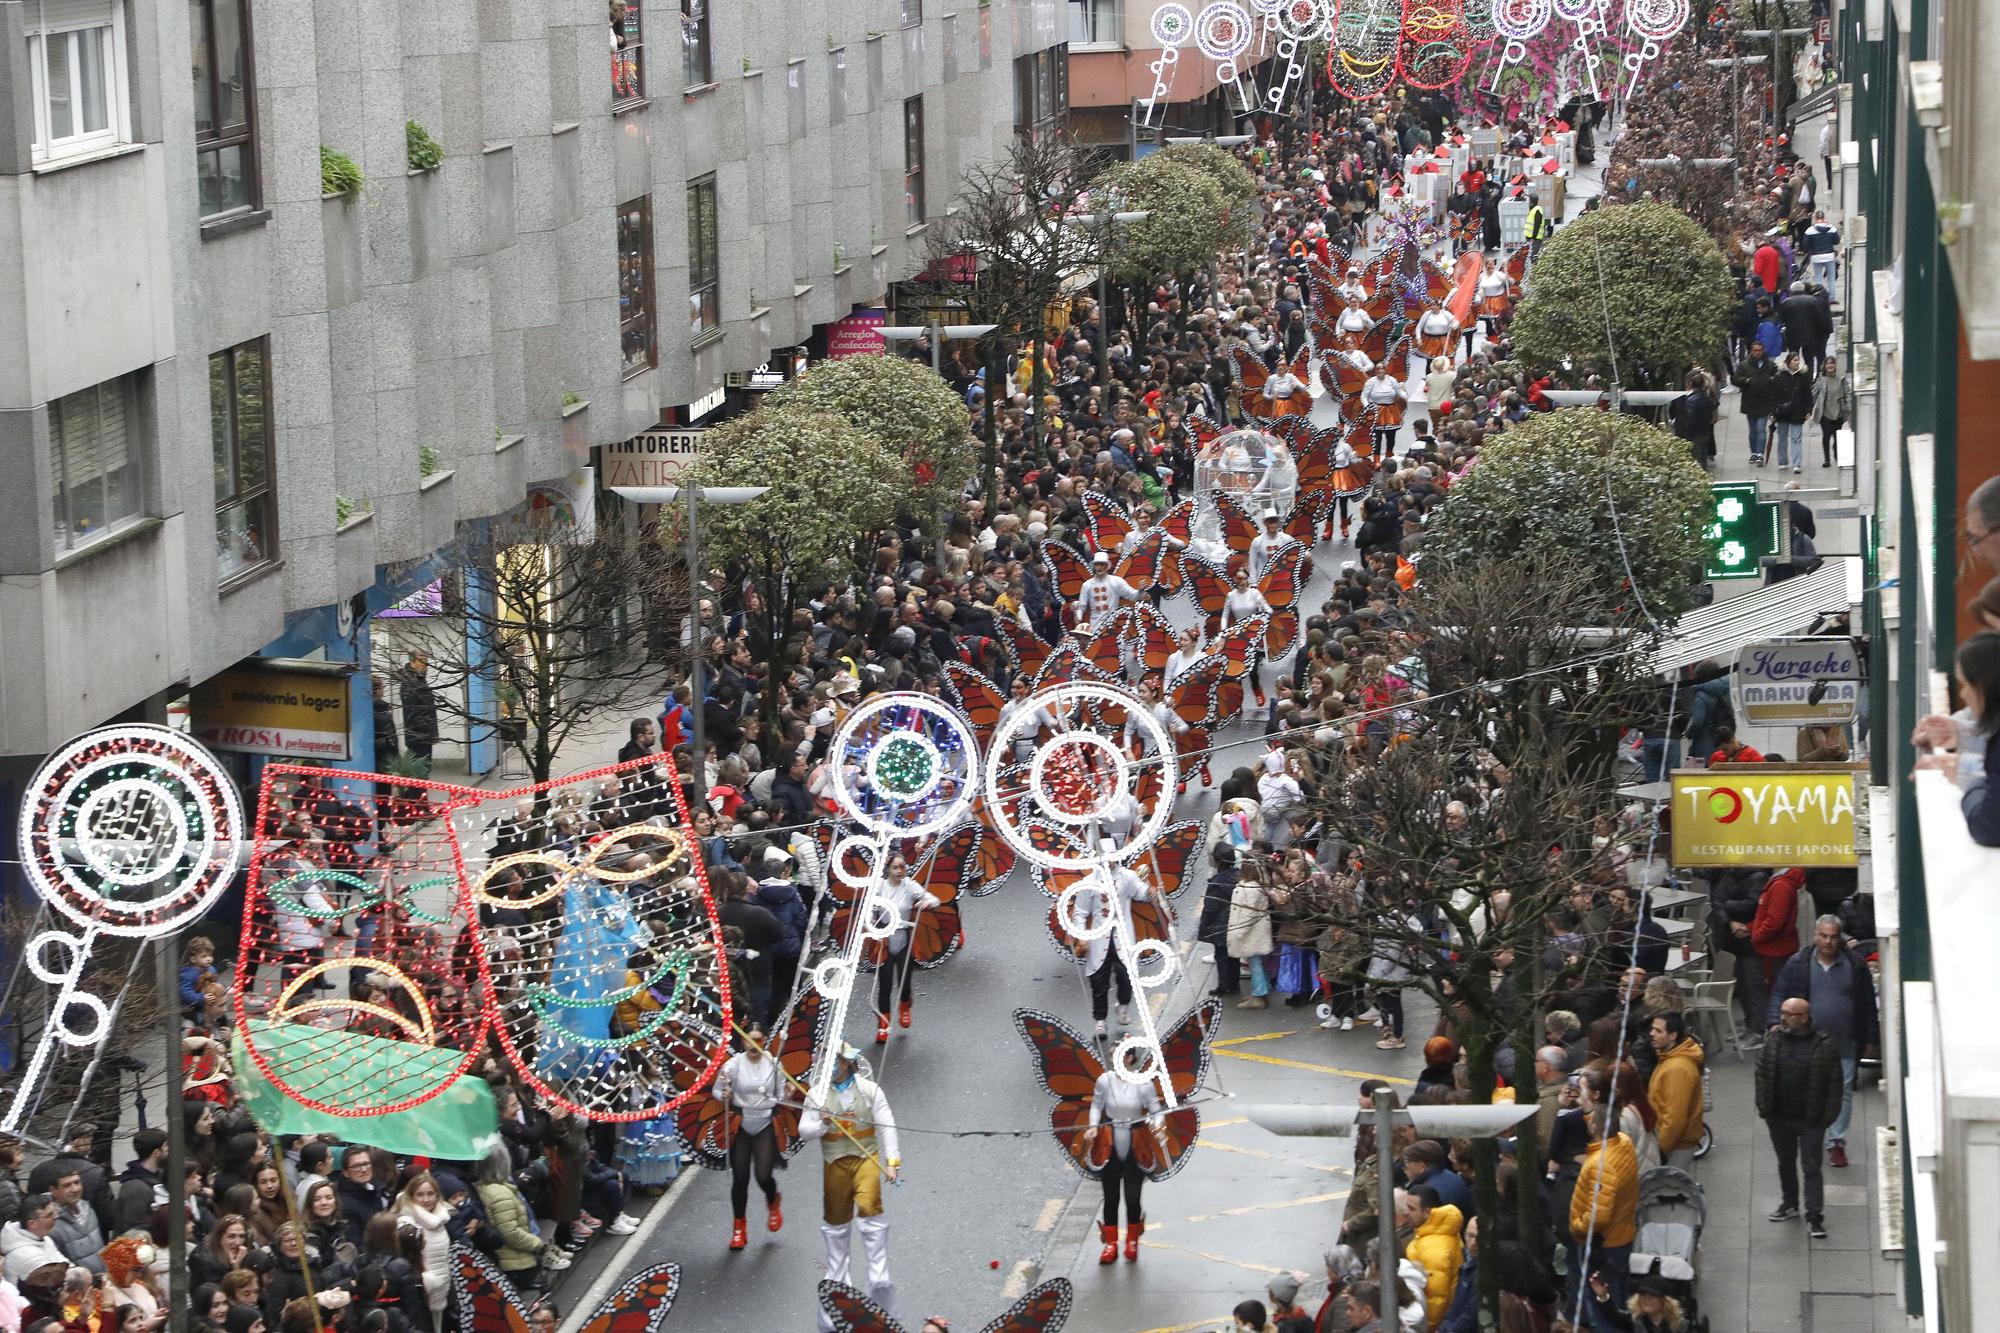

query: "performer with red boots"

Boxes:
[1091, 1067, 1165, 1263]
[716, 1022, 785, 1251]
[871, 854, 941, 1043]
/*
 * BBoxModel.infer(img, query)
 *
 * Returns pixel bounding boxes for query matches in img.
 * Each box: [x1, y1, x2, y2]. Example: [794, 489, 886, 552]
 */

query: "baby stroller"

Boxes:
[1628, 1166, 1709, 1331]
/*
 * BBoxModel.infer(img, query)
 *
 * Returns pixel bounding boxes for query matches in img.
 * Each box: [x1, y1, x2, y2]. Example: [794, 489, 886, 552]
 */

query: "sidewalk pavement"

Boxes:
[1693, 1033, 1910, 1332]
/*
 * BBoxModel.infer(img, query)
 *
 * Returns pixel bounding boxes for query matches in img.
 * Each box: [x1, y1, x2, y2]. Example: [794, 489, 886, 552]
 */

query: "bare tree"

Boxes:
[390, 516, 684, 792]
[1299, 550, 1660, 1324]
[910, 133, 1109, 508]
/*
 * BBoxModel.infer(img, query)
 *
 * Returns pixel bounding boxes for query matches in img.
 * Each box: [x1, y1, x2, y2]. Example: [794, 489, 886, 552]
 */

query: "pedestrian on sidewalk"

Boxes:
[1647, 1012, 1705, 1169]
[1773, 351, 1813, 474]
[1765, 915, 1879, 1169]
[1734, 341, 1779, 466]
[1200, 844, 1244, 997]
[1756, 997, 1840, 1240]
[1227, 855, 1277, 1010]
[1812, 356, 1852, 467]
[1803, 209, 1841, 292]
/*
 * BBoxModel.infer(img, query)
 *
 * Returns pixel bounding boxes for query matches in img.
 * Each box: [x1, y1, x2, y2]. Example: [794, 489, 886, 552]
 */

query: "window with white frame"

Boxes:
[50, 373, 145, 553]
[25, 0, 131, 166]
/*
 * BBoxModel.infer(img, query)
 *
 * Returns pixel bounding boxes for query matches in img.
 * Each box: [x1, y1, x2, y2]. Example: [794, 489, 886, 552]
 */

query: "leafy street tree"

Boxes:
[1092, 148, 1255, 284]
[1144, 141, 1258, 214]
[1509, 202, 1735, 389]
[762, 354, 975, 511]
[911, 134, 1110, 501]
[674, 406, 906, 718]
[391, 516, 683, 790]
[1422, 407, 1715, 620]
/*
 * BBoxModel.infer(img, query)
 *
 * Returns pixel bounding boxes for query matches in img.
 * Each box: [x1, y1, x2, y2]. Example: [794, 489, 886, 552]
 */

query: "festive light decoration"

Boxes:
[5, 726, 245, 1132]
[235, 752, 732, 1123]
[1620, 0, 1688, 95]
[805, 693, 983, 1099]
[1265, 0, 1327, 111]
[1141, 2, 1195, 126]
[1193, 1, 1256, 108]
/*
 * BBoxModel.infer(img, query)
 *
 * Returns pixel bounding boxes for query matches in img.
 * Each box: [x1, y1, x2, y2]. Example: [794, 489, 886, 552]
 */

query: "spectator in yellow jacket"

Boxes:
[1402, 1187, 1465, 1328]
[1647, 1011, 1706, 1166]
[1570, 1106, 1640, 1312]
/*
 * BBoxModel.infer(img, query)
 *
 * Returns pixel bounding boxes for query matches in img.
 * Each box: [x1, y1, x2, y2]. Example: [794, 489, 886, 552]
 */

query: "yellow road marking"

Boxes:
[1185, 1189, 1348, 1223]
[1137, 1235, 1294, 1277]
[1032, 1197, 1065, 1233]
[999, 1259, 1034, 1300]
[1196, 1140, 1349, 1174]
[1204, 1116, 1247, 1128]
[1134, 1320, 1231, 1333]
[1213, 1030, 1303, 1047]
[1214, 1046, 1416, 1083]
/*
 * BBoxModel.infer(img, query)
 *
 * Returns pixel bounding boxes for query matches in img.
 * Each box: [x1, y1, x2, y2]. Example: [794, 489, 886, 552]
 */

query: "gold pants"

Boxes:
[823, 1153, 884, 1225]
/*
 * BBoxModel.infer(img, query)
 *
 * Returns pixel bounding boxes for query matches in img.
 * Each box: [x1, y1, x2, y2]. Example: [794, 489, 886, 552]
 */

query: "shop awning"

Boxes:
[1649, 557, 1860, 676]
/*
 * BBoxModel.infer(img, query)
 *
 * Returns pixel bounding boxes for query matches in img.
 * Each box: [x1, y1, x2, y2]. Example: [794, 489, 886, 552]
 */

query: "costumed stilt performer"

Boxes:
[802, 1042, 903, 1331]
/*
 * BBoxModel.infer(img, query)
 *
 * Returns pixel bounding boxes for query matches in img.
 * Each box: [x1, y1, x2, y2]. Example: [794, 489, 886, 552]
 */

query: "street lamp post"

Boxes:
[1703, 51, 1769, 198]
[1243, 1093, 1537, 1296]
[1070, 210, 1151, 397]
[879, 320, 1001, 376]
[605, 481, 770, 773]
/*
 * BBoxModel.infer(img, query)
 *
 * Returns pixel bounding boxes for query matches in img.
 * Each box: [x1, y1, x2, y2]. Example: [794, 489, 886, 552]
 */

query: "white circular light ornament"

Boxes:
[985, 682, 1175, 871]
[1152, 2, 1196, 45]
[1110, 1035, 1164, 1086]
[1624, 0, 1689, 39]
[828, 692, 980, 839]
[1276, 0, 1329, 40]
[1493, 0, 1552, 39]
[1194, 1, 1255, 61]
[20, 725, 245, 936]
[1054, 883, 1119, 941]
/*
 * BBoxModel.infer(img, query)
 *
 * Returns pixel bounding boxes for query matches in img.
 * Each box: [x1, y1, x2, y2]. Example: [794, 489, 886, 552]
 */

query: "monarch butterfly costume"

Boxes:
[1013, 1002, 1219, 1265]
[801, 1058, 903, 1332]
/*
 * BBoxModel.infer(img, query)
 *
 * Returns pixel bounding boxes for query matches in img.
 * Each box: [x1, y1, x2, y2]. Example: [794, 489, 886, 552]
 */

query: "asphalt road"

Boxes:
[560, 511, 1439, 1332]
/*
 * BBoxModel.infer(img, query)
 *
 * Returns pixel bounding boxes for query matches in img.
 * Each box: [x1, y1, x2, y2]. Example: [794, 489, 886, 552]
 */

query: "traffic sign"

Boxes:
[1703, 482, 1781, 580]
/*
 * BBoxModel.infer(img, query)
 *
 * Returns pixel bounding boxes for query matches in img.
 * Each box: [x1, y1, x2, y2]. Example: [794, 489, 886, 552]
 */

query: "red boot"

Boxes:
[1098, 1223, 1119, 1264]
[899, 1000, 914, 1030]
[767, 1195, 783, 1233]
[728, 1218, 748, 1251]
[1124, 1218, 1145, 1260]
[875, 1015, 890, 1044]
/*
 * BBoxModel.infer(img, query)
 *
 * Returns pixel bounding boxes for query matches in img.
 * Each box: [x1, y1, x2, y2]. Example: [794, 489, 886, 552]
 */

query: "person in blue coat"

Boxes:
[754, 848, 808, 1025]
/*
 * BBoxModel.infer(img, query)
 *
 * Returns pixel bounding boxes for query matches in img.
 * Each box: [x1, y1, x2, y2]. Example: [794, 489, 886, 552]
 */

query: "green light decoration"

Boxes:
[873, 735, 937, 798]
[262, 869, 454, 925]
[523, 949, 694, 1050]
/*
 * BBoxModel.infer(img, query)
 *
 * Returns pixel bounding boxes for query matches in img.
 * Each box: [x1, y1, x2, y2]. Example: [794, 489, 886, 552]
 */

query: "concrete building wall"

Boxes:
[0, 0, 1061, 761]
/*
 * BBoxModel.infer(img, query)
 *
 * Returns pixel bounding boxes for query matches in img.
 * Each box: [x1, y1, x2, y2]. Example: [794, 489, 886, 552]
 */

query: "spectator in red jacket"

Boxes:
[1708, 725, 1765, 765]
[1750, 866, 1804, 986]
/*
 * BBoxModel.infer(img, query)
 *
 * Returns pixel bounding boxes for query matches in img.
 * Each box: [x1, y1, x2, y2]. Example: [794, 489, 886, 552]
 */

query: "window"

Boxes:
[1068, 0, 1121, 47]
[901, 0, 922, 26]
[829, 48, 846, 125]
[686, 176, 719, 337]
[49, 375, 144, 554]
[681, 0, 710, 87]
[618, 199, 657, 374]
[903, 97, 925, 227]
[26, 1, 130, 165]
[1013, 47, 1069, 136]
[209, 340, 274, 580]
[190, 0, 258, 216]
[786, 60, 806, 141]
[612, 0, 644, 104]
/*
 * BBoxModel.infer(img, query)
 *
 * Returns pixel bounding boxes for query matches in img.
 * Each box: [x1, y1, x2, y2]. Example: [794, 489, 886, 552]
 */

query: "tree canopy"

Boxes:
[1509, 202, 1734, 389]
[762, 354, 974, 507]
[1092, 151, 1253, 281]
[1422, 408, 1714, 621]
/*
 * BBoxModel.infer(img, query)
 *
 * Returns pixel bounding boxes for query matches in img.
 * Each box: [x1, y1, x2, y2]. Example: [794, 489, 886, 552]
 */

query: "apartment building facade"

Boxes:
[0, 0, 1065, 799]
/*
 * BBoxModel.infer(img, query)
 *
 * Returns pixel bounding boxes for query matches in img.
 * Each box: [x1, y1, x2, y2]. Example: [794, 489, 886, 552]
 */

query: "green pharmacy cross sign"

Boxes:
[1704, 482, 1782, 581]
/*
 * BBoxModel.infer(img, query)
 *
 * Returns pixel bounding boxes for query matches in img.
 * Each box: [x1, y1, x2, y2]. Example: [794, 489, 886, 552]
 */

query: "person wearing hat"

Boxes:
[800, 1044, 902, 1330]
[1249, 510, 1297, 584]
[1074, 551, 1139, 634]
[1265, 1271, 1308, 1325]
